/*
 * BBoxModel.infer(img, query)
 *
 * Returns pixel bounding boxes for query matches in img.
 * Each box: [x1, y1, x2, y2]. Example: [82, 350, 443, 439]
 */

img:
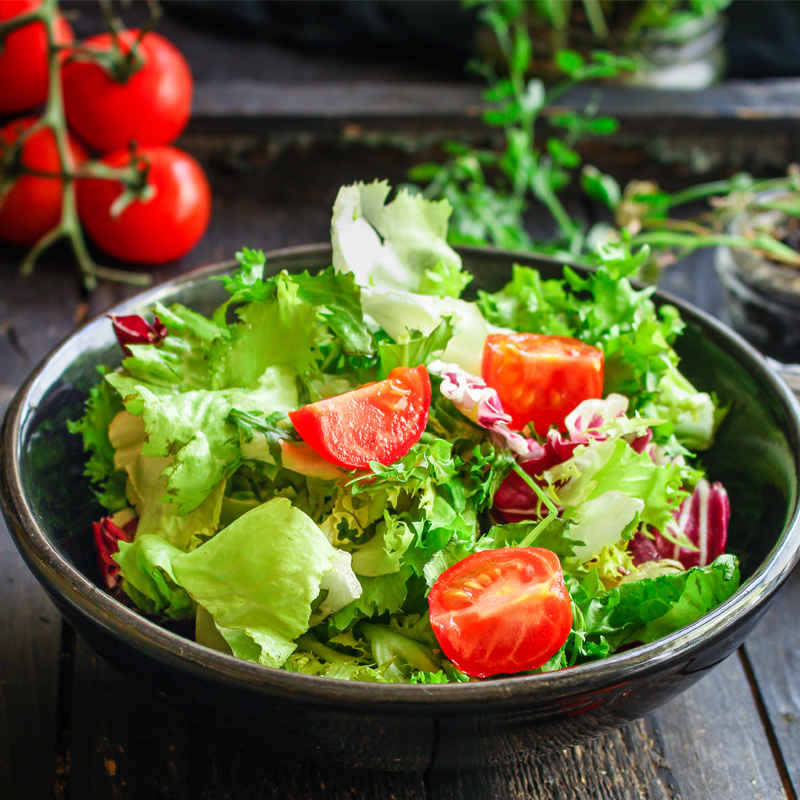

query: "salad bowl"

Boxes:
[2, 244, 800, 771]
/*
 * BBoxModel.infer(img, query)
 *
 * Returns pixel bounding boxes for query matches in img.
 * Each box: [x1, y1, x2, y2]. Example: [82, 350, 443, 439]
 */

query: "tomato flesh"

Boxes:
[482, 333, 603, 435]
[289, 365, 431, 470]
[428, 547, 572, 678]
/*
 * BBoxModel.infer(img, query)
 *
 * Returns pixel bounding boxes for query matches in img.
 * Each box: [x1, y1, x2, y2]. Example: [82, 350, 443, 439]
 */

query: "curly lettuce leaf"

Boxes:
[331, 180, 463, 293]
[108, 410, 225, 550]
[377, 317, 454, 378]
[107, 365, 299, 515]
[68, 374, 127, 512]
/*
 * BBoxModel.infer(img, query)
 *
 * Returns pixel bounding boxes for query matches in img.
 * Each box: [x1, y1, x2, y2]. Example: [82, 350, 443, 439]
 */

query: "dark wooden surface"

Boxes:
[0, 136, 798, 800]
[2, 4, 800, 797]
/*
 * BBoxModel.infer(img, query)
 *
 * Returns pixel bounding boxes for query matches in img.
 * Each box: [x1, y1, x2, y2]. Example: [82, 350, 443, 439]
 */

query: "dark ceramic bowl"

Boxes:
[3, 245, 800, 771]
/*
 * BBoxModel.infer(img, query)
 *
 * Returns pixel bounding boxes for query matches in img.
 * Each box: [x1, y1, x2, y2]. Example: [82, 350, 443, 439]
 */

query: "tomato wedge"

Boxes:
[482, 333, 603, 435]
[428, 547, 572, 678]
[288, 365, 431, 469]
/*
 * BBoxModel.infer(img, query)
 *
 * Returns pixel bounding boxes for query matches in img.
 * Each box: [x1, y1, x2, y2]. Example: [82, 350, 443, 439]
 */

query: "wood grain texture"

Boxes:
[427, 655, 786, 800]
[66, 640, 428, 800]
[0, 255, 87, 800]
[743, 566, 800, 797]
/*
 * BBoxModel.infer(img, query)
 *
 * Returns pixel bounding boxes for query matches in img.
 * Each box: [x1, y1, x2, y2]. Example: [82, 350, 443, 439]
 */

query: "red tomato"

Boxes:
[0, 117, 87, 246]
[61, 30, 192, 152]
[289, 365, 432, 470]
[0, 0, 73, 114]
[76, 145, 210, 264]
[428, 547, 572, 677]
[482, 333, 603, 435]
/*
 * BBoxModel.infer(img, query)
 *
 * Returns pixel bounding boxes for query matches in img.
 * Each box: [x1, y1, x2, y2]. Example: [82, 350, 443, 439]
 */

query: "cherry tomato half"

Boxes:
[482, 333, 603, 435]
[0, 117, 87, 247]
[289, 365, 432, 470]
[62, 30, 192, 152]
[76, 145, 211, 264]
[428, 547, 572, 678]
[0, 0, 73, 115]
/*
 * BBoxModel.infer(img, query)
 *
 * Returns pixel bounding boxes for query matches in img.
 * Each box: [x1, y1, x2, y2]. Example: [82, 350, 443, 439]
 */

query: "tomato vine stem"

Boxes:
[0, 0, 158, 291]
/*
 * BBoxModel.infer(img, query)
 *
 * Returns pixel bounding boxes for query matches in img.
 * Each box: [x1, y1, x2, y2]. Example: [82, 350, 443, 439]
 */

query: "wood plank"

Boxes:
[62, 0, 800, 135]
[0, 252, 95, 800]
[0, 521, 63, 800]
[743, 566, 800, 797]
[428, 655, 786, 800]
[66, 640, 428, 800]
[187, 79, 800, 135]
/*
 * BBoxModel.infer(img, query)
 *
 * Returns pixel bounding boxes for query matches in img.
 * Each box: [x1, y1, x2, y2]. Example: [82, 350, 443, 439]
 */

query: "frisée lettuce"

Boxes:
[70, 180, 738, 683]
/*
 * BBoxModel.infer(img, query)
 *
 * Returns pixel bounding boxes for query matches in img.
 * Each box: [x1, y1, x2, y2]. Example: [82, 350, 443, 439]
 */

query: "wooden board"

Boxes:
[743, 565, 800, 797]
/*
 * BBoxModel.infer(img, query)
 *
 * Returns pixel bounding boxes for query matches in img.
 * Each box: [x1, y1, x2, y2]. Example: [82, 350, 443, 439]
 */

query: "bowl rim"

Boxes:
[3, 242, 800, 713]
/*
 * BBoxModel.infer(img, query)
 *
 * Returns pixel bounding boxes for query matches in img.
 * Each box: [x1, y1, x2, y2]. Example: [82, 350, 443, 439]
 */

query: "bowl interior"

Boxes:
[13, 247, 800, 649]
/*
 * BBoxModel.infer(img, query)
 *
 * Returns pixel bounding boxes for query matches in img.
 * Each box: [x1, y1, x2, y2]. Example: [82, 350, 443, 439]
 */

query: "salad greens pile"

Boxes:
[70, 180, 739, 683]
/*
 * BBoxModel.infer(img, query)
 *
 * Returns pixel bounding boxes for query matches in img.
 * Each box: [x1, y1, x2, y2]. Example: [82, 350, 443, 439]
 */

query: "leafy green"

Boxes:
[331, 180, 464, 293]
[547, 555, 741, 669]
[172, 498, 337, 668]
[115, 534, 194, 620]
[107, 365, 299, 515]
[418, 259, 473, 299]
[67, 374, 127, 512]
[377, 317, 454, 378]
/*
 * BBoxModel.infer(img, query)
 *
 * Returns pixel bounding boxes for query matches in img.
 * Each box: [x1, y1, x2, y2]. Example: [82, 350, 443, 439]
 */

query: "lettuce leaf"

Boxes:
[331, 180, 463, 293]
[108, 410, 225, 550]
[68, 374, 127, 512]
[172, 498, 337, 668]
[115, 534, 194, 620]
[107, 365, 299, 515]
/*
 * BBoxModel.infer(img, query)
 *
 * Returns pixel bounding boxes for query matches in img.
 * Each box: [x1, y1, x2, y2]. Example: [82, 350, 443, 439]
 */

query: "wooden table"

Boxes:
[3, 6, 800, 797]
[0, 133, 797, 800]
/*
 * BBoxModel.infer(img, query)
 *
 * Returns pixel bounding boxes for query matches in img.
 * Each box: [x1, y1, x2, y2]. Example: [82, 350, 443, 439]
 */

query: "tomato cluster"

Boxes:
[0, 1, 210, 264]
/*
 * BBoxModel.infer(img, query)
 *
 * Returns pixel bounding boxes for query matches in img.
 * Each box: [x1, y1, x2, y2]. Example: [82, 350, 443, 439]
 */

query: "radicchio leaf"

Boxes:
[434, 362, 545, 458]
[654, 479, 730, 568]
[109, 314, 168, 355]
[92, 515, 137, 593]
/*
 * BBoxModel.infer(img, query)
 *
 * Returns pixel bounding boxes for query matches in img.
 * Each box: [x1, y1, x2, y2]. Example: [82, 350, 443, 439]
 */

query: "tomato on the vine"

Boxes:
[76, 145, 210, 264]
[0, 0, 73, 115]
[482, 333, 604, 435]
[61, 30, 192, 152]
[0, 117, 87, 247]
[289, 365, 432, 470]
[428, 547, 572, 678]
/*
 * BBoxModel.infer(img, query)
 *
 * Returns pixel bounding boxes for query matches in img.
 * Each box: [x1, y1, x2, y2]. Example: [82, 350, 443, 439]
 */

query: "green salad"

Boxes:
[71, 180, 738, 683]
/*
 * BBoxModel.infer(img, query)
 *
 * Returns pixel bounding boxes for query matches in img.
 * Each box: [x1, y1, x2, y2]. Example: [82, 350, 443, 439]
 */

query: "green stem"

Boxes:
[652, 176, 794, 213]
[8, 0, 152, 291]
[632, 230, 800, 266]
[581, 0, 609, 39]
[512, 464, 559, 548]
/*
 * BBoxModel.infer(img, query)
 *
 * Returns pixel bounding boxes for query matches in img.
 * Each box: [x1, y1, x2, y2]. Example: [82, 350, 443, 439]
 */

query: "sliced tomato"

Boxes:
[428, 547, 572, 678]
[288, 365, 431, 469]
[482, 333, 603, 435]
